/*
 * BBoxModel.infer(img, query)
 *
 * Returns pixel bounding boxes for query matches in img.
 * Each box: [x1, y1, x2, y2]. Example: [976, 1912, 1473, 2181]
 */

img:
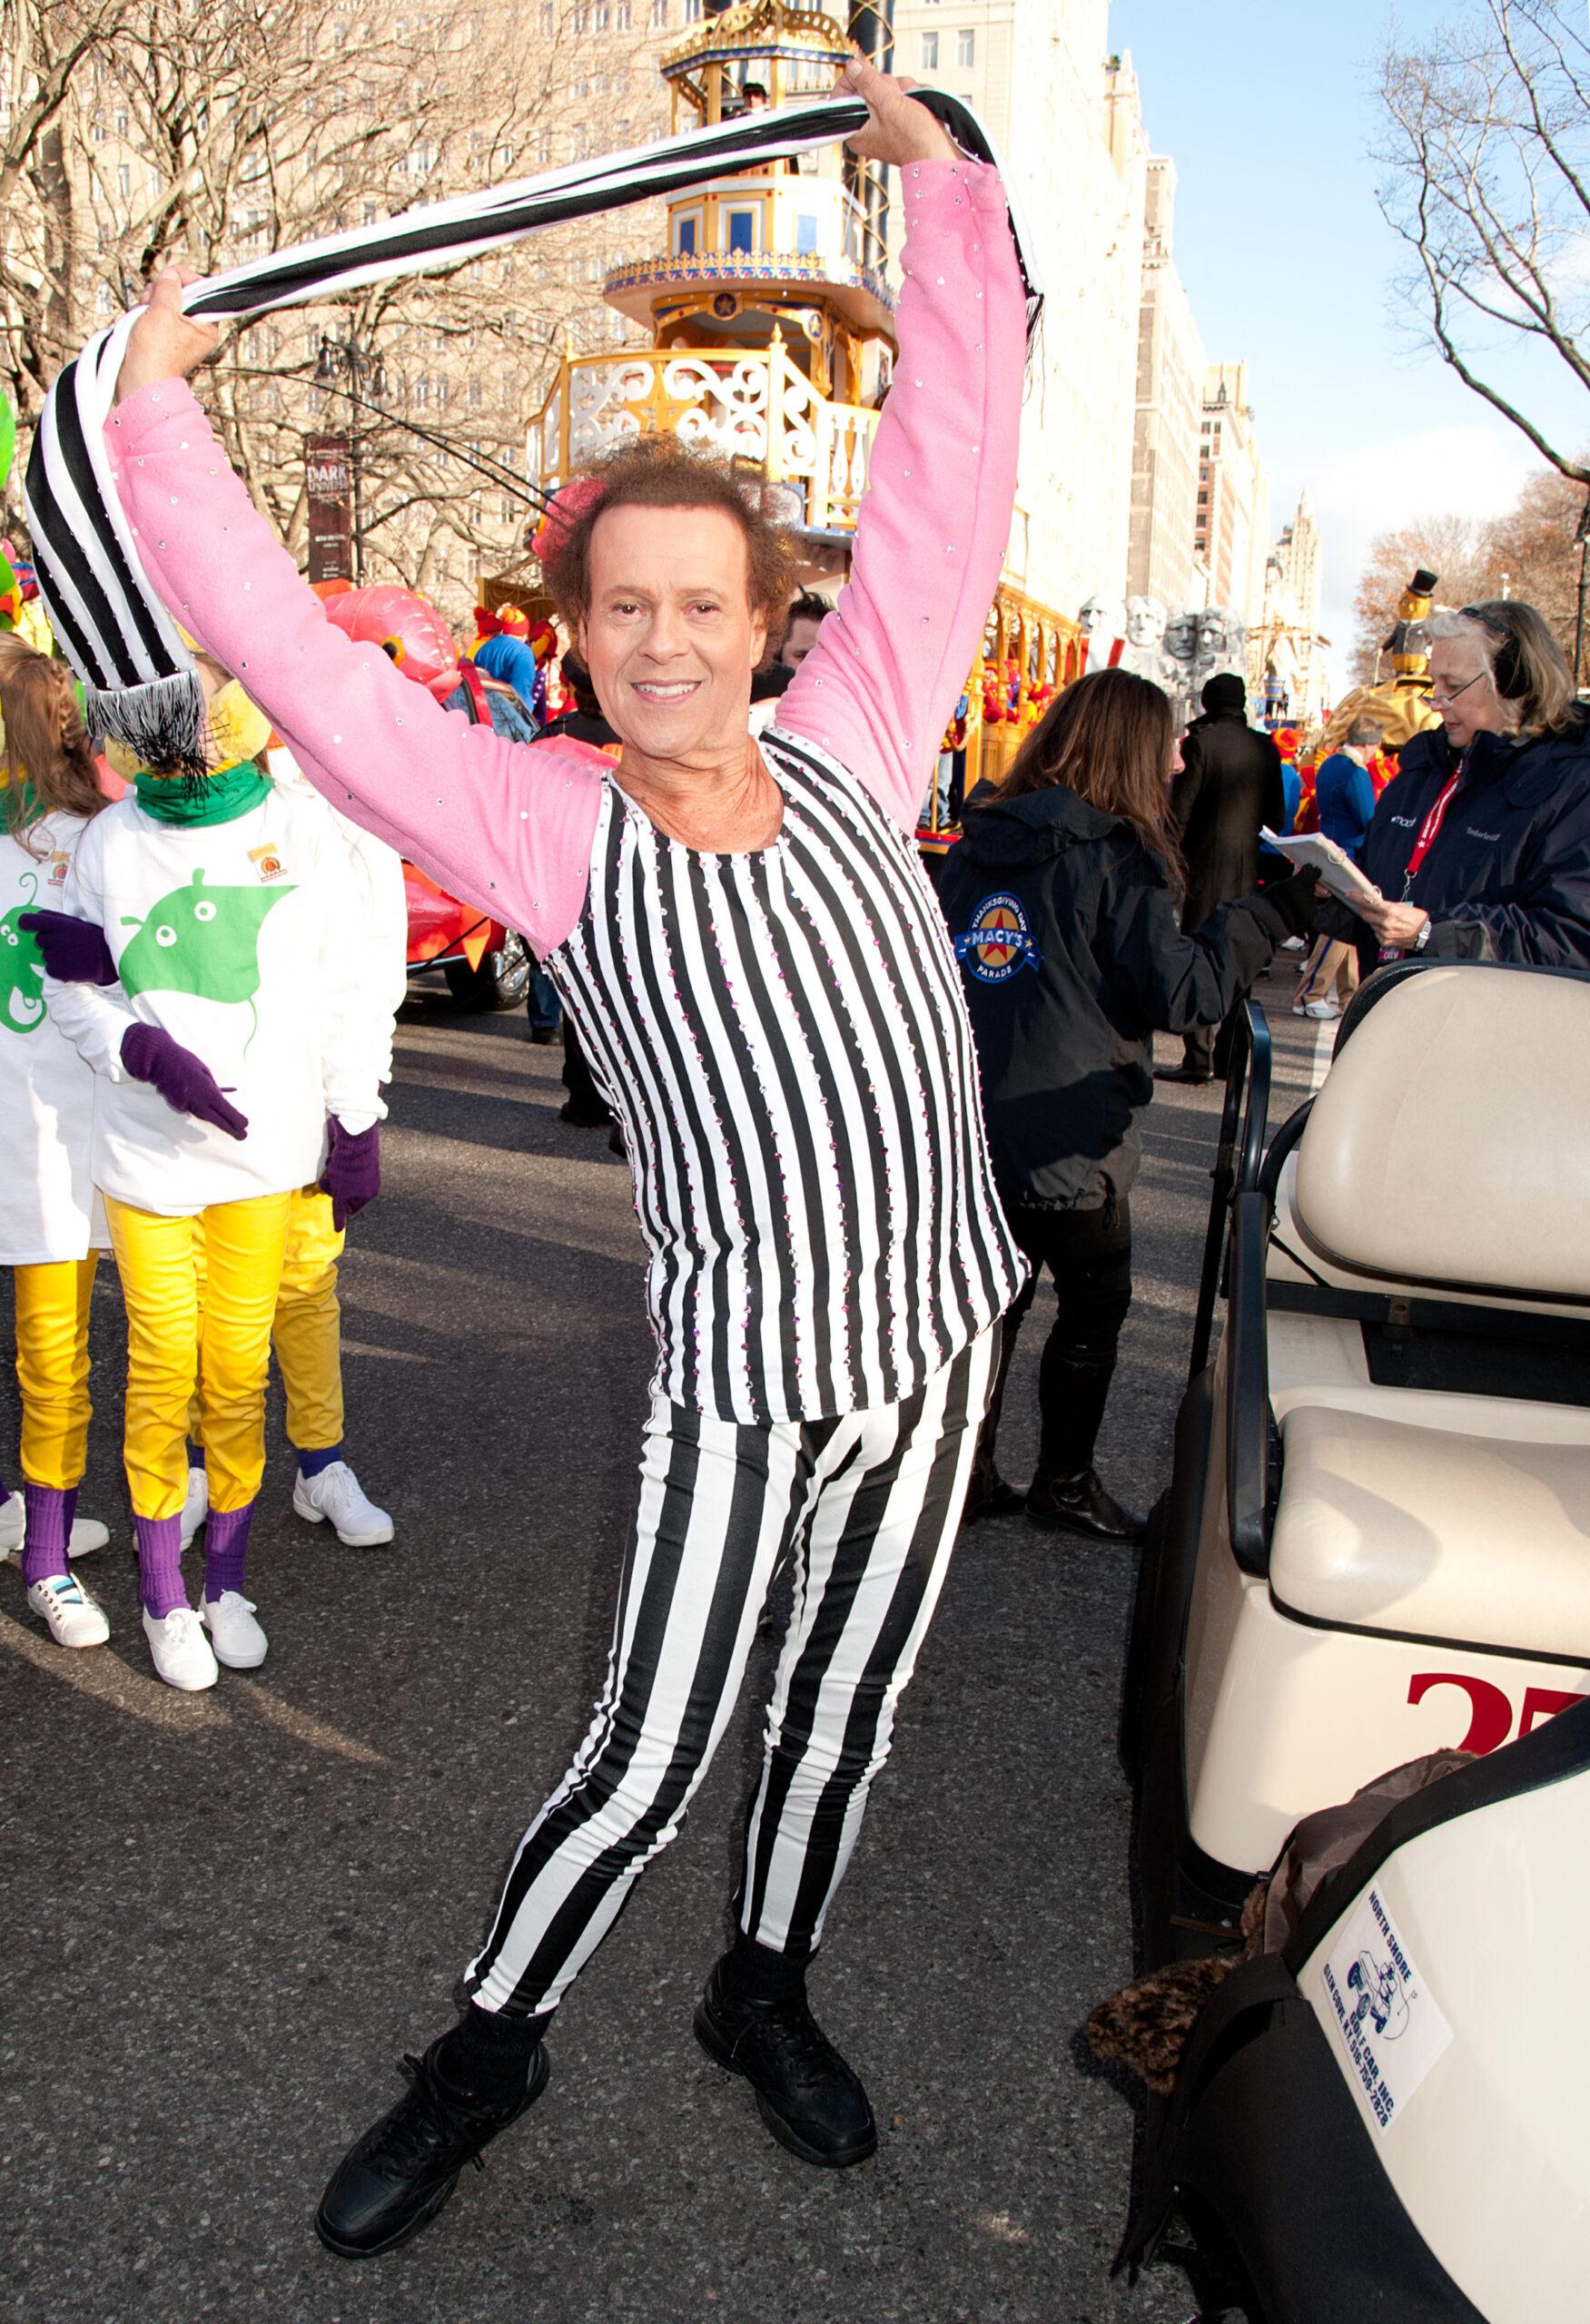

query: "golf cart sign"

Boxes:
[1318, 1885, 1453, 2137]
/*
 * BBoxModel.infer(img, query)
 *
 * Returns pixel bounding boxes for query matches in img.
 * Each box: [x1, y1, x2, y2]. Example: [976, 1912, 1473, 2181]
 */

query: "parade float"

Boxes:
[511, 0, 1079, 851]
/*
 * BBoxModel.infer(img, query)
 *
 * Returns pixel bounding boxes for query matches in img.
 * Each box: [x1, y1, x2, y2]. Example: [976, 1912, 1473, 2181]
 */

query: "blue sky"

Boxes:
[1112, 0, 1586, 678]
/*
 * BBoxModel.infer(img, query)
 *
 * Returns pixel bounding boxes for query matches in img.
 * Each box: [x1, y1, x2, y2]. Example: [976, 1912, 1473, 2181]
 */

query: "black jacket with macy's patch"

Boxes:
[941, 781, 1288, 1210]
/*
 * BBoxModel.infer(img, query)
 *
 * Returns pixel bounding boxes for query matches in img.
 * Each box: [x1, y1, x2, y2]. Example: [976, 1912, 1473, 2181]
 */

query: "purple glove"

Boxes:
[17, 909, 117, 985]
[121, 1023, 249, 1140]
[319, 1118, 380, 1230]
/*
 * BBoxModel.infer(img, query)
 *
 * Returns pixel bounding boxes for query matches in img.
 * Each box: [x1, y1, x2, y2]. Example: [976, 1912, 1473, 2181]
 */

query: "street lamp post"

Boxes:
[314, 329, 388, 584]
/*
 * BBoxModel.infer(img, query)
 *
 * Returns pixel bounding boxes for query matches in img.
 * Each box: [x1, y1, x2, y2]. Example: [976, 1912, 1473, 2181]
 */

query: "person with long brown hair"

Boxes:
[0, 642, 115, 1636]
[941, 667, 1316, 1538]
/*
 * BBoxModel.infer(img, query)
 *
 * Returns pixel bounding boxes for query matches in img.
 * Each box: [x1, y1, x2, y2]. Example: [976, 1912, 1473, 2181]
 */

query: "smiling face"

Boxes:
[578, 504, 766, 763]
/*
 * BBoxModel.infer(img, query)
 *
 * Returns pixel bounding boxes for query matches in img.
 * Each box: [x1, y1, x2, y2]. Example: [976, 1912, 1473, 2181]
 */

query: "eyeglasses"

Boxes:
[1429, 669, 1486, 706]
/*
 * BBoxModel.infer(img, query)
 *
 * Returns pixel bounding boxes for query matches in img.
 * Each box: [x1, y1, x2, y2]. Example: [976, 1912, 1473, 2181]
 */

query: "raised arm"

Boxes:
[107, 380, 602, 958]
[779, 155, 1026, 827]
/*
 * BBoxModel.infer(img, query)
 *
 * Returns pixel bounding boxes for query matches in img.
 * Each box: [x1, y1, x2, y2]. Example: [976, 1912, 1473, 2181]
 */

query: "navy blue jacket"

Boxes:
[1347, 712, 1590, 973]
[942, 782, 1289, 1209]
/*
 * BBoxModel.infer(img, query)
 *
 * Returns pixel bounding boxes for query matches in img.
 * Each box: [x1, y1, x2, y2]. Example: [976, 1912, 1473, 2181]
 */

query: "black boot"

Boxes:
[963, 1464, 1026, 1521]
[315, 2030, 548, 2260]
[694, 1950, 876, 2168]
[1026, 1466, 1146, 1542]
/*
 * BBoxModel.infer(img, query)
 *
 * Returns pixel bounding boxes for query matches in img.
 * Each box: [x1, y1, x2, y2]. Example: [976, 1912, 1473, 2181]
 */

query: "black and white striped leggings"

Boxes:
[465, 1324, 997, 2017]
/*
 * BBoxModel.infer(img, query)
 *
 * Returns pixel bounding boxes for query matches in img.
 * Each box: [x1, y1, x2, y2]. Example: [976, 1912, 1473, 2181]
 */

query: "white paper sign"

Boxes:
[1317, 1885, 1453, 2135]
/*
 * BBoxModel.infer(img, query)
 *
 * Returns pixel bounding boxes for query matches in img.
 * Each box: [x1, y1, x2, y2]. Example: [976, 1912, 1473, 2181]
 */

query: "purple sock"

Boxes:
[136, 1513, 189, 1619]
[295, 1443, 343, 1479]
[204, 1501, 255, 1602]
[21, 1485, 74, 1589]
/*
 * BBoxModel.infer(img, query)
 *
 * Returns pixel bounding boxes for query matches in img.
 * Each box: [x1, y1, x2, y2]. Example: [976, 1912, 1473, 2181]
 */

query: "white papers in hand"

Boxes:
[1261, 829, 1383, 911]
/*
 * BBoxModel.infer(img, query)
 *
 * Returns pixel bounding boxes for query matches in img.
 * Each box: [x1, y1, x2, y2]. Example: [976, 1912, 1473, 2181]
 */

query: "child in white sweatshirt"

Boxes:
[179, 742, 408, 1551]
[30, 664, 385, 1690]
[0, 644, 115, 1647]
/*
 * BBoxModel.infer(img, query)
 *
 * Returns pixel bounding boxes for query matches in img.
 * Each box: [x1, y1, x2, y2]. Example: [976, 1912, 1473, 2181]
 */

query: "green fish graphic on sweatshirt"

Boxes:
[118, 868, 295, 1046]
[0, 874, 45, 1036]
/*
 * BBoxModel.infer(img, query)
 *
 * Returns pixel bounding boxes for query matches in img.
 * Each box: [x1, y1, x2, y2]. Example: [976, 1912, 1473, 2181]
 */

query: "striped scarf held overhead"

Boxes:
[25, 90, 1040, 773]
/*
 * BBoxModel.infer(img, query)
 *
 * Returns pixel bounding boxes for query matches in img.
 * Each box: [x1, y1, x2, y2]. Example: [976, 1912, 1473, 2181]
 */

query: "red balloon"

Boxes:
[323, 585, 460, 700]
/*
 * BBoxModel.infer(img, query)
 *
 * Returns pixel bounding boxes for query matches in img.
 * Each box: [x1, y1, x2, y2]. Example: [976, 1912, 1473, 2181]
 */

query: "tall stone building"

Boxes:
[888, 0, 1149, 616]
[1249, 490, 1328, 717]
[1195, 361, 1269, 625]
[1126, 154, 1205, 612]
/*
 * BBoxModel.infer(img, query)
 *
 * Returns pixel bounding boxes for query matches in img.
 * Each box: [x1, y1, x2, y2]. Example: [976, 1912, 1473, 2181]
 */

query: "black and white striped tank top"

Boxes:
[547, 731, 1023, 1424]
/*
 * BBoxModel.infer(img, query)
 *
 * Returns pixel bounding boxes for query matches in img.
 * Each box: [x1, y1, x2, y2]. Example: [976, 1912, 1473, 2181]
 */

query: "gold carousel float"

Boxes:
[517, 0, 1078, 834]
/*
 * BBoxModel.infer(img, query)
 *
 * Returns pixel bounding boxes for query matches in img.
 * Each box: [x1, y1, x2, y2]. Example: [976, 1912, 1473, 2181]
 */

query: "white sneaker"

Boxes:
[200, 1590, 268, 1669]
[66, 1515, 110, 1558]
[292, 1461, 393, 1547]
[1281, 934, 1306, 951]
[1302, 998, 1341, 1020]
[26, 1572, 111, 1649]
[142, 1604, 219, 1691]
[0, 1496, 108, 1561]
[182, 1465, 209, 1546]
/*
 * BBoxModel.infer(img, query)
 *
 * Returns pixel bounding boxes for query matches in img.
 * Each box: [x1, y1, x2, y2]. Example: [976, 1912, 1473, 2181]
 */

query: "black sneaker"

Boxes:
[314, 2036, 548, 2260]
[694, 1960, 876, 2168]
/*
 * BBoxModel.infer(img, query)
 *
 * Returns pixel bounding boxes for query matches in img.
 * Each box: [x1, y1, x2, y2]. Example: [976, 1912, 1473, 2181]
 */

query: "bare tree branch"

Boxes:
[1377, 0, 1590, 483]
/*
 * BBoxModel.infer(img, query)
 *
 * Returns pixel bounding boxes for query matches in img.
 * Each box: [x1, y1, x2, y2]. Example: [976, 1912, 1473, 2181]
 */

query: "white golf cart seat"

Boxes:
[1181, 963, 1590, 1875]
[1275, 963, 1590, 1657]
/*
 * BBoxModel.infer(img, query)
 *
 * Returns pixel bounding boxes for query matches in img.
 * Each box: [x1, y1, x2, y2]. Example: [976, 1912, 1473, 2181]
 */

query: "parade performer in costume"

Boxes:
[70, 59, 1031, 2250]
[25, 653, 389, 1691]
[0, 645, 114, 1628]
[179, 732, 404, 1551]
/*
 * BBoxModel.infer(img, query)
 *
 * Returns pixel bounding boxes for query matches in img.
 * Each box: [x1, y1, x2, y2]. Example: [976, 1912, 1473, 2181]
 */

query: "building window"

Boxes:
[414, 375, 430, 408]
[539, 0, 553, 27]
[920, 30, 938, 68]
[795, 212, 818, 254]
[726, 208, 755, 253]
[117, 162, 131, 197]
[675, 212, 698, 254]
[617, 0, 631, 22]
[956, 27, 974, 64]
[650, 0, 667, 19]
[594, 0, 608, 25]
[468, 379, 484, 409]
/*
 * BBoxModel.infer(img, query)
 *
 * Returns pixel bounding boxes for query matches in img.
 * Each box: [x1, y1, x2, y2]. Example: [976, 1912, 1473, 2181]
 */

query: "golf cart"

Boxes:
[1121, 957, 1590, 2319]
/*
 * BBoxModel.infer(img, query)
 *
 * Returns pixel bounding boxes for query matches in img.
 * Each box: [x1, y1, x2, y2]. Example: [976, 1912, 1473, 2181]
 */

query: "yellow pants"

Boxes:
[106, 1192, 291, 1520]
[187, 1186, 346, 1457]
[272, 1187, 346, 1453]
[11, 1256, 98, 1492]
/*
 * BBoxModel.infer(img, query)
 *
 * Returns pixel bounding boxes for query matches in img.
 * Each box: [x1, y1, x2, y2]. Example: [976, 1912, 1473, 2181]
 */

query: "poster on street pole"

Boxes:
[306, 435, 354, 585]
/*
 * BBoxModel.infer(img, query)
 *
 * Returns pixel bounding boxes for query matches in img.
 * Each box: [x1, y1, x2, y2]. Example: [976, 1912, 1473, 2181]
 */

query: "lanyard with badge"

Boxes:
[1379, 752, 1467, 960]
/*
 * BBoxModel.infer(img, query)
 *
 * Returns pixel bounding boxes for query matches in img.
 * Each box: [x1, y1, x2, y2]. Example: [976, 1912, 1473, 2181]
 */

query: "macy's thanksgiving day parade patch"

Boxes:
[953, 891, 1042, 984]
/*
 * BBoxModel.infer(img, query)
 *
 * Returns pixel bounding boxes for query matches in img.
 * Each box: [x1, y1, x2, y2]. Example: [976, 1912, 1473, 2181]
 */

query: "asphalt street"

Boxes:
[2, 950, 1328, 2324]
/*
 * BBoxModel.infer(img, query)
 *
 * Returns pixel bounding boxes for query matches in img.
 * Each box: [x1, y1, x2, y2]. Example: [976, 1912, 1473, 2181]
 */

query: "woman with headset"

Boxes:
[1347, 601, 1590, 971]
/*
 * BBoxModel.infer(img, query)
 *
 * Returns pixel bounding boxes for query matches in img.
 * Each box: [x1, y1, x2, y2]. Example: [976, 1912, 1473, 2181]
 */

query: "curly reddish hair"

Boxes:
[537, 435, 795, 629]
